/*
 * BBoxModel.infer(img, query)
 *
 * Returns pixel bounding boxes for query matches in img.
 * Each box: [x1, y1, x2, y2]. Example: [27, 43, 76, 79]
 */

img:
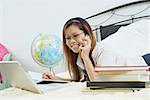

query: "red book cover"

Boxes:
[95, 66, 150, 72]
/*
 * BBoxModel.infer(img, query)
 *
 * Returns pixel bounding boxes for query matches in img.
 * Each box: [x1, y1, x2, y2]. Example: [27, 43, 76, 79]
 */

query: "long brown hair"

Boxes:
[62, 17, 96, 81]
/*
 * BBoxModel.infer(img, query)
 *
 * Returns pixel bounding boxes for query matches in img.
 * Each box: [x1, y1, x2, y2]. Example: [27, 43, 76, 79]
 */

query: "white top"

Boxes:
[76, 42, 147, 70]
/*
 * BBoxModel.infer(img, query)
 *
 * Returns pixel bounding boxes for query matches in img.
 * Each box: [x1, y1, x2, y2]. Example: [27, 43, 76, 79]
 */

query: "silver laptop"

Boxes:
[0, 61, 68, 94]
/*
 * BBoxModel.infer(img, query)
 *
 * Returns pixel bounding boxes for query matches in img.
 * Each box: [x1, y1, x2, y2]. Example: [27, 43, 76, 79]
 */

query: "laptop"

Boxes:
[0, 61, 68, 94]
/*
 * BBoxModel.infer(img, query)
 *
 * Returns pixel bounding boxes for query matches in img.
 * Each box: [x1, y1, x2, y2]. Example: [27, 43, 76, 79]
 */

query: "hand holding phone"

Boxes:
[79, 34, 91, 59]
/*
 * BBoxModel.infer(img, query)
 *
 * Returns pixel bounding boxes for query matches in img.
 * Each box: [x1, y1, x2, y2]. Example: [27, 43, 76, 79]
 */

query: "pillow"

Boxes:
[101, 19, 149, 57]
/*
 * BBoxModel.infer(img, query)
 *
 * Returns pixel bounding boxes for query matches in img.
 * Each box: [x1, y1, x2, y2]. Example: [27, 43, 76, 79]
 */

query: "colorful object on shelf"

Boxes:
[0, 43, 11, 90]
[0, 43, 9, 61]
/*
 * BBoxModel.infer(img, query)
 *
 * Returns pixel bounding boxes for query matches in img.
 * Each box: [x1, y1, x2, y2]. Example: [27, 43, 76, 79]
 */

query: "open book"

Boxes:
[28, 71, 68, 84]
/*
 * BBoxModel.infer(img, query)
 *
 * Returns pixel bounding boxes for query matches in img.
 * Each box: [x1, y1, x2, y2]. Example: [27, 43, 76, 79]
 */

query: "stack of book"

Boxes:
[86, 66, 150, 90]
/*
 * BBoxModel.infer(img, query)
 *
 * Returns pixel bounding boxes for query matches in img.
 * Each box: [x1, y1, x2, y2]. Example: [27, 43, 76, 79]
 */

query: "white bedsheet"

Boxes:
[0, 82, 150, 100]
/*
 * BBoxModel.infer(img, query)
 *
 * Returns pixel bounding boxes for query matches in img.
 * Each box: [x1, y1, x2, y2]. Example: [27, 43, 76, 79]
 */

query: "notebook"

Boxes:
[0, 61, 68, 94]
[94, 66, 150, 82]
[86, 81, 147, 89]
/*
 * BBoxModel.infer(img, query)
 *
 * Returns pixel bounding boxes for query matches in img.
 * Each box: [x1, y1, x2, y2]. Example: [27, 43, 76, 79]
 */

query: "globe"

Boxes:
[31, 34, 63, 69]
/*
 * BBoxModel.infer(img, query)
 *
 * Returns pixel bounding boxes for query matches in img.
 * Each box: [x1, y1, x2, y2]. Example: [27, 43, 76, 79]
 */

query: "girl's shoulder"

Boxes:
[95, 41, 118, 53]
[92, 42, 105, 58]
[93, 42, 111, 54]
[92, 41, 120, 59]
[94, 42, 104, 50]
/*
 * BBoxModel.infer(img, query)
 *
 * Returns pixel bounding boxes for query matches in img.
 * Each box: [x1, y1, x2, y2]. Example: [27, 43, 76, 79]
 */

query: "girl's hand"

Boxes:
[42, 72, 55, 80]
[79, 35, 91, 60]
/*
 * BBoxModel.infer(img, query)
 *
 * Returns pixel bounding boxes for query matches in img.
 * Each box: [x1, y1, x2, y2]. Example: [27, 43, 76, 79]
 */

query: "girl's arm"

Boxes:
[42, 72, 72, 81]
[82, 57, 95, 81]
[79, 36, 95, 81]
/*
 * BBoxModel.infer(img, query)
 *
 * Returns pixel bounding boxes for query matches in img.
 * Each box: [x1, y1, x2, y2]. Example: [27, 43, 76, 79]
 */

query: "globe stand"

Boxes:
[48, 66, 55, 76]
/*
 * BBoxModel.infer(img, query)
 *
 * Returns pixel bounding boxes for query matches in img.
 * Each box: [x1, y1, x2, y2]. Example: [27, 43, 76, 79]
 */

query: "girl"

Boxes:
[42, 17, 150, 82]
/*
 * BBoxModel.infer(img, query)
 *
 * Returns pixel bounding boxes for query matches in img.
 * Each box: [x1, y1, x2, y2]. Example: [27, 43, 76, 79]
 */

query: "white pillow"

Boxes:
[101, 19, 150, 57]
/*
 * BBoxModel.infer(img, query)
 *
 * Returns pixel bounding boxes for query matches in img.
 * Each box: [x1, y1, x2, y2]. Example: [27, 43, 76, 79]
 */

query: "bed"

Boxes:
[86, 0, 150, 58]
[0, 1, 150, 100]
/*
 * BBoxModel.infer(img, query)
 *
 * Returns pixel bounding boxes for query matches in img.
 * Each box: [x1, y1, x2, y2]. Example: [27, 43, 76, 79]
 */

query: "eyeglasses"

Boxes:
[65, 32, 84, 41]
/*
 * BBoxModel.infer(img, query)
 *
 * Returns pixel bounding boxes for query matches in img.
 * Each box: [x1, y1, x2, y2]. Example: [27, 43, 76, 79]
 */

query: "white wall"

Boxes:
[0, 0, 139, 73]
[0, 1, 4, 42]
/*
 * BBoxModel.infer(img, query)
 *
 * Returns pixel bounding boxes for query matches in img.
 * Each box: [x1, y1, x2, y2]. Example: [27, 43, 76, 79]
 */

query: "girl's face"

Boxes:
[65, 25, 85, 53]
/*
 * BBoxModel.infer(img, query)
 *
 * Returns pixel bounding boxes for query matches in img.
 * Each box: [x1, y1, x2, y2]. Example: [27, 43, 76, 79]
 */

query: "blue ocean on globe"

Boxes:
[31, 34, 63, 68]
